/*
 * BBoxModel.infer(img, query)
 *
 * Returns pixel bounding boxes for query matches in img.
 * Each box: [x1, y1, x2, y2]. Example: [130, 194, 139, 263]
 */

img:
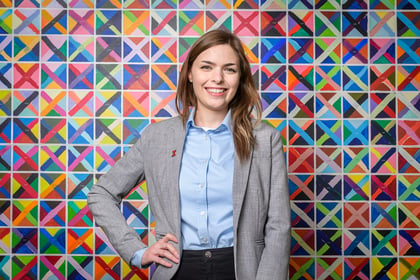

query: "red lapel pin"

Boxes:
[171, 150, 176, 157]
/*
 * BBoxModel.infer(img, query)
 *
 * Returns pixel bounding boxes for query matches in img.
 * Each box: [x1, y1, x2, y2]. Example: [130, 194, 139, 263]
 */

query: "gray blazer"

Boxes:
[87, 117, 291, 280]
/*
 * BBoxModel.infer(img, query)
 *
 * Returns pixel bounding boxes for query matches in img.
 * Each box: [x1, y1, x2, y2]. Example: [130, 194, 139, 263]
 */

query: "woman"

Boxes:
[87, 30, 291, 280]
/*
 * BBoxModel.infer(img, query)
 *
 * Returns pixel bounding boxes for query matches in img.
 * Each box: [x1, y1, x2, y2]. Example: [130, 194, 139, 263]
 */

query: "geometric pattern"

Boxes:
[2, 3, 420, 280]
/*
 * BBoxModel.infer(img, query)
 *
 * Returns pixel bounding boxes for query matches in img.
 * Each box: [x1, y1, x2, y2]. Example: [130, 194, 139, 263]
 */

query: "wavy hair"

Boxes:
[176, 30, 262, 161]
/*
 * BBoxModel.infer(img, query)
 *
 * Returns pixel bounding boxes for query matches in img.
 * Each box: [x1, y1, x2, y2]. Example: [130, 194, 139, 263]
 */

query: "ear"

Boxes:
[188, 71, 192, 83]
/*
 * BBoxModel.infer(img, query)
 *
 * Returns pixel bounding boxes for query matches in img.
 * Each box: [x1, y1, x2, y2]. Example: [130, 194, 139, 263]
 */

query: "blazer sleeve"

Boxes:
[87, 135, 148, 265]
[256, 130, 291, 280]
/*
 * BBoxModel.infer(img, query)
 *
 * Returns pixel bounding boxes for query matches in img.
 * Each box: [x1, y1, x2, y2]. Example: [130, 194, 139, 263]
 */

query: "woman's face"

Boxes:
[188, 44, 240, 118]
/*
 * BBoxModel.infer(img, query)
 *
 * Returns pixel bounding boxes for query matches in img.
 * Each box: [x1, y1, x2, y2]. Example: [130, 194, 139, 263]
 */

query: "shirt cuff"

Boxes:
[130, 248, 149, 269]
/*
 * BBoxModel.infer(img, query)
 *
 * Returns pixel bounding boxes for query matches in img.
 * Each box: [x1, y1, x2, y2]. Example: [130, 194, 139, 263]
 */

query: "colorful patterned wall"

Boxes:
[0, 0, 419, 279]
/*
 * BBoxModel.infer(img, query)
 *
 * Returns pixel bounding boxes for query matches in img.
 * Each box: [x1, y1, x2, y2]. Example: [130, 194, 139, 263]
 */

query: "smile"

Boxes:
[206, 88, 226, 95]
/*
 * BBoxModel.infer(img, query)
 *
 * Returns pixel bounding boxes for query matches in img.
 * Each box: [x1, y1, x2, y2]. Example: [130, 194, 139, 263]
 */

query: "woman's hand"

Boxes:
[141, 233, 179, 267]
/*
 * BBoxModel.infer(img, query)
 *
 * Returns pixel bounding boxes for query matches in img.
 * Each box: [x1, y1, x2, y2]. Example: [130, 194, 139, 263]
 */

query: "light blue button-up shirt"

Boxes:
[179, 110, 234, 249]
[131, 111, 234, 267]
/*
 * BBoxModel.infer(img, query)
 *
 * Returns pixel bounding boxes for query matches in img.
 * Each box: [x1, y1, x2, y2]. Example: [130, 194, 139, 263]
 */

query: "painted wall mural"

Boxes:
[0, 0, 419, 279]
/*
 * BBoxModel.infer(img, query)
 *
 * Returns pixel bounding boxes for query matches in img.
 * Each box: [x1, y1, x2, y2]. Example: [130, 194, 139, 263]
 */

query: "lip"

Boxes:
[205, 87, 227, 96]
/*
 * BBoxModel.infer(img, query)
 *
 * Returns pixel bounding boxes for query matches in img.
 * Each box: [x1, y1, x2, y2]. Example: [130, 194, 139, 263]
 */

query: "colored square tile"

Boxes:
[372, 202, 398, 229]
[67, 117, 94, 144]
[124, 0, 150, 8]
[344, 257, 370, 280]
[40, 118, 67, 143]
[398, 147, 420, 174]
[315, 11, 340, 37]
[67, 228, 93, 254]
[0, 145, 11, 171]
[289, 174, 314, 201]
[41, 35, 66, 62]
[68, 90, 94, 117]
[96, 10, 121, 36]
[316, 257, 343, 280]
[371, 65, 396, 91]
[151, 64, 177, 91]
[97, 0, 122, 8]
[317, 229, 342, 255]
[67, 256, 93, 279]
[67, 201, 93, 227]
[39, 227, 65, 254]
[0, 200, 10, 226]
[40, 145, 66, 172]
[369, 11, 396, 37]
[397, 65, 420, 91]
[291, 229, 315, 256]
[39, 172, 66, 199]
[399, 202, 420, 228]
[41, 9, 67, 34]
[68, 63, 94, 89]
[371, 231, 398, 256]
[0, 173, 11, 198]
[342, 38, 368, 64]
[96, 36, 122, 63]
[371, 257, 398, 279]
[399, 257, 420, 280]
[39, 200, 65, 227]
[289, 120, 315, 146]
[343, 92, 369, 119]
[12, 255, 37, 279]
[315, 92, 341, 119]
[315, 38, 341, 64]
[261, 92, 287, 119]
[151, 37, 177, 63]
[123, 37, 150, 63]
[398, 39, 420, 64]
[371, 175, 397, 201]
[0, 90, 11, 116]
[289, 92, 314, 118]
[0, 228, 11, 253]
[123, 10, 150, 36]
[316, 202, 342, 228]
[343, 65, 369, 91]
[261, 38, 286, 64]
[398, 175, 420, 201]
[123, 91, 149, 117]
[315, 65, 341, 91]
[69, 10, 95, 35]
[151, 10, 177, 36]
[260, 65, 286, 91]
[179, 11, 204, 36]
[289, 39, 314, 64]
[12, 145, 38, 171]
[289, 257, 315, 280]
[95, 119, 122, 145]
[343, 120, 369, 145]
[344, 174, 369, 201]
[94, 227, 117, 255]
[13, 90, 39, 116]
[95, 91, 121, 118]
[68, 145, 94, 172]
[0, 63, 12, 89]
[289, 147, 315, 173]
[14, 63, 40, 89]
[370, 38, 396, 64]
[316, 175, 341, 201]
[123, 64, 149, 90]
[291, 202, 314, 228]
[370, 0, 394, 9]
[14, 36, 40, 61]
[399, 230, 420, 256]
[343, 229, 370, 256]
[96, 64, 122, 90]
[12, 172, 38, 199]
[95, 256, 121, 279]
[344, 202, 370, 228]
[68, 173, 93, 199]
[316, 121, 342, 146]
[233, 11, 259, 36]
[205, 10, 232, 32]
[123, 118, 149, 144]
[40, 255, 65, 279]
[342, 11, 368, 37]
[123, 200, 148, 228]
[260, 11, 286, 36]
[12, 227, 37, 253]
[0, 9, 13, 34]
[13, 10, 40, 35]
[288, 11, 314, 37]
[343, 147, 369, 173]
[68, 35, 94, 62]
[0, 119, 11, 144]
[371, 146, 397, 174]
[370, 92, 396, 118]
[95, 146, 122, 172]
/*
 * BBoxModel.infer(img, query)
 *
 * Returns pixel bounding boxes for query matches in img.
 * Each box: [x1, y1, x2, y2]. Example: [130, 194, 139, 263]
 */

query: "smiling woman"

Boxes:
[88, 30, 291, 280]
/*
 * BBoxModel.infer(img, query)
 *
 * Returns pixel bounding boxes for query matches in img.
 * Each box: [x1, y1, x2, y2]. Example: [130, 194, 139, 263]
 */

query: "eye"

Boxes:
[225, 67, 237, 73]
[200, 65, 211, 70]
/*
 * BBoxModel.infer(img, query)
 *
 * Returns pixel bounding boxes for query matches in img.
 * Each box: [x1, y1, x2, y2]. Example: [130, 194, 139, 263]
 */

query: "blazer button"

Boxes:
[205, 251, 212, 258]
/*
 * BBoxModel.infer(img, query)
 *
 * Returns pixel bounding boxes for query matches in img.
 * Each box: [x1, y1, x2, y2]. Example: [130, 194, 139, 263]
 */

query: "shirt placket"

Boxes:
[197, 130, 210, 246]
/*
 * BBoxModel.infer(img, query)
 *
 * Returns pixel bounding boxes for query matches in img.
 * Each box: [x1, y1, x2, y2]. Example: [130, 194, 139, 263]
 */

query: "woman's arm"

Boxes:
[256, 130, 291, 280]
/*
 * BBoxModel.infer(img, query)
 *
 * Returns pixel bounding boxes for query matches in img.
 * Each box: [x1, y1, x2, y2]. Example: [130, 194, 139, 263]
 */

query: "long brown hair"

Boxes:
[176, 30, 262, 161]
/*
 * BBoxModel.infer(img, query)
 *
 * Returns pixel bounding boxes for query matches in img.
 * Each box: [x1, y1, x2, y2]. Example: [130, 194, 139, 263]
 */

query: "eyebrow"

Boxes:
[200, 60, 238, 67]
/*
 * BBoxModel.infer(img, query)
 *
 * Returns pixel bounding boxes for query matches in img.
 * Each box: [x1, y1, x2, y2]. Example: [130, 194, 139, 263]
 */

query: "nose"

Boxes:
[212, 69, 224, 83]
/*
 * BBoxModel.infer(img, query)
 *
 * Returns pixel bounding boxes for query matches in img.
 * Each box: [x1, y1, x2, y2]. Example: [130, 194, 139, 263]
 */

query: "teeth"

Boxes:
[207, 88, 225, 93]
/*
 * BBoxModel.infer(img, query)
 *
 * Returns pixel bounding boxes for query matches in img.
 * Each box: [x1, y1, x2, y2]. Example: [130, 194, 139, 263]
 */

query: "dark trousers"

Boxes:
[171, 247, 235, 280]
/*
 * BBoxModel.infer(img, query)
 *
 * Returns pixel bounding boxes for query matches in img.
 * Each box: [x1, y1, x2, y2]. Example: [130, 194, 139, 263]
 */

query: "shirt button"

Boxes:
[200, 211, 205, 216]
[205, 251, 212, 258]
[202, 237, 208, 243]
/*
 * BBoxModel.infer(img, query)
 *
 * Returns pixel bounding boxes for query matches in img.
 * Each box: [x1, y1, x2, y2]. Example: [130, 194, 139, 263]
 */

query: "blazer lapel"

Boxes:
[232, 150, 252, 232]
[165, 120, 186, 237]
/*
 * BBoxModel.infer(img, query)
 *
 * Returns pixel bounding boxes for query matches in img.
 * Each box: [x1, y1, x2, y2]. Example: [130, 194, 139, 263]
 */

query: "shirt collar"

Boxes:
[186, 109, 233, 133]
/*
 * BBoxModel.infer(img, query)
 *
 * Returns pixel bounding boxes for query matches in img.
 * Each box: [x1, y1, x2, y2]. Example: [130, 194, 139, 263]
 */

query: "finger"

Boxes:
[163, 233, 178, 243]
[158, 248, 179, 264]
